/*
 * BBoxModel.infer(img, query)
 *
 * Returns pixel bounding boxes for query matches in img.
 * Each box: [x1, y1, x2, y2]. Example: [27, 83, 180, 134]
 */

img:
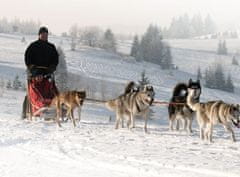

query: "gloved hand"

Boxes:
[48, 65, 57, 73]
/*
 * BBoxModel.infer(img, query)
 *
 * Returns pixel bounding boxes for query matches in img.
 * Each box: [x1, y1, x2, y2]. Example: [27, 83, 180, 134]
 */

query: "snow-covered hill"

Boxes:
[0, 33, 240, 177]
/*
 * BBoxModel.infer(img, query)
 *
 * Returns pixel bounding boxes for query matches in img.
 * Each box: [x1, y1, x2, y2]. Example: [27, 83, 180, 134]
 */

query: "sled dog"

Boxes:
[168, 79, 201, 133]
[187, 88, 240, 142]
[106, 83, 155, 132]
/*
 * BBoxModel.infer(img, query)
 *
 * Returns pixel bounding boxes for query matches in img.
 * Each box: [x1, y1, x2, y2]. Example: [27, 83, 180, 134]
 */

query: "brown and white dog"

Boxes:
[52, 90, 86, 127]
[36, 90, 86, 127]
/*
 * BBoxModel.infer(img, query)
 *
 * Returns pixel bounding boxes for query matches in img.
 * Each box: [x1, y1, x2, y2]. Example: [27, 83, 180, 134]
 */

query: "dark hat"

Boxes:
[38, 27, 48, 35]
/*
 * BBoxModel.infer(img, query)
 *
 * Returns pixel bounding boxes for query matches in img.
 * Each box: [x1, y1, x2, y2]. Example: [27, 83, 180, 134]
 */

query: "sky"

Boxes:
[1, 0, 240, 35]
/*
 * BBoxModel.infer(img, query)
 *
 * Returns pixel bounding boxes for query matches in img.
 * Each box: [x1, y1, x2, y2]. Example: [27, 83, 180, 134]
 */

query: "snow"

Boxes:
[0, 90, 240, 177]
[0, 33, 240, 177]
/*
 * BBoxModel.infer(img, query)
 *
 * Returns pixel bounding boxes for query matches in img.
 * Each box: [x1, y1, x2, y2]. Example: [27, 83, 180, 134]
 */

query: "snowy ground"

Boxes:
[1, 33, 240, 176]
[1, 90, 240, 177]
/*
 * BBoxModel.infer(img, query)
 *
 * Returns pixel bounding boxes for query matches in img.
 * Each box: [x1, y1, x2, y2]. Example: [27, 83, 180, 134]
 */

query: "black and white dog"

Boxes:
[168, 79, 201, 133]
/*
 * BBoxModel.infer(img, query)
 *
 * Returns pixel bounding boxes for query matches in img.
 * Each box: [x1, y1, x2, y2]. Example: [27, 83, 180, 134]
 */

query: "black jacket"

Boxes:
[25, 39, 59, 76]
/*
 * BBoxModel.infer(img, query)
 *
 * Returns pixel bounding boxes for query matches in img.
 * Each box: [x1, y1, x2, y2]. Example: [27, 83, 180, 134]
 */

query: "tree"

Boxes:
[232, 56, 239, 65]
[217, 40, 223, 54]
[197, 67, 202, 80]
[214, 64, 225, 90]
[225, 73, 234, 93]
[6, 80, 12, 89]
[0, 78, 4, 96]
[12, 75, 21, 90]
[205, 67, 215, 88]
[222, 40, 228, 55]
[69, 24, 78, 51]
[69, 24, 78, 38]
[161, 45, 173, 69]
[138, 70, 150, 90]
[204, 14, 216, 34]
[217, 40, 228, 55]
[70, 38, 76, 51]
[80, 26, 102, 47]
[137, 25, 173, 68]
[130, 35, 140, 58]
[55, 46, 68, 92]
[21, 36, 26, 43]
[204, 64, 234, 93]
[102, 29, 116, 52]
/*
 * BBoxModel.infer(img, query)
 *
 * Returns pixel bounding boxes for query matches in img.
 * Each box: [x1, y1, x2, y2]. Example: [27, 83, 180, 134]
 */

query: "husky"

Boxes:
[106, 84, 155, 132]
[187, 88, 240, 142]
[36, 90, 86, 127]
[168, 79, 201, 133]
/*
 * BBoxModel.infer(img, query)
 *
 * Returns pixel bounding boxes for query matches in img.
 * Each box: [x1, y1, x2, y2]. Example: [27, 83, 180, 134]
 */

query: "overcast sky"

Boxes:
[1, 0, 240, 35]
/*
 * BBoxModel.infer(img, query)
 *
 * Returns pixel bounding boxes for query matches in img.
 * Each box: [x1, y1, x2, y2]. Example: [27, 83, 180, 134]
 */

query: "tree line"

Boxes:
[130, 25, 173, 69]
[162, 13, 216, 39]
[0, 17, 41, 35]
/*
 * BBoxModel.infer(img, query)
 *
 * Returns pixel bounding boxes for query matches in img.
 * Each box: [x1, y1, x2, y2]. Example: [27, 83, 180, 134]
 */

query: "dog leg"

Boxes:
[144, 112, 148, 133]
[56, 102, 62, 127]
[130, 113, 135, 129]
[71, 109, 76, 127]
[187, 118, 193, 133]
[77, 106, 82, 123]
[169, 119, 174, 131]
[224, 124, 236, 142]
[181, 118, 187, 131]
[169, 115, 174, 131]
[115, 110, 120, 129]
[126, 116, 131, 129]
[199, 123, 205, 140]
[176, 120, 180, 131]
[196, 113, 205, 140]
[205, 123, 213, 143]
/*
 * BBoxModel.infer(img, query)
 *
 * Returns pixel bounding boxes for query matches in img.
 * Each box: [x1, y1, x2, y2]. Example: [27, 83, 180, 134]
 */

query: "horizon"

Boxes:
[1, 0, 240, 35]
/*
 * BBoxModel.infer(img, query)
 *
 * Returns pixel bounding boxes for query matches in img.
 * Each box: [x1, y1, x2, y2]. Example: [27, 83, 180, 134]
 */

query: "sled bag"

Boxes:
[28, 78, 58, 116]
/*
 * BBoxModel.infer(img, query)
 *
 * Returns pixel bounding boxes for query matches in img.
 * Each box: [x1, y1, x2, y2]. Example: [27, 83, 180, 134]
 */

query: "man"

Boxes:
[22, 27, 59, 119]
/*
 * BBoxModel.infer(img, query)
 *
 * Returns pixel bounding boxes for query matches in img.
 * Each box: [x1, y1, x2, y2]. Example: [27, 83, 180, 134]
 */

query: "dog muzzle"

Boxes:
[232, 119, 240, 128]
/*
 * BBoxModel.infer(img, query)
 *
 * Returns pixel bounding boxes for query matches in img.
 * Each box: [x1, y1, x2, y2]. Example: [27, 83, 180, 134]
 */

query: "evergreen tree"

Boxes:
[191, 14, 204, 37]
[214, 64, 225, 90]
[217, 40, 222, 54]
[217, 40, 228, 55]
[138, 70, 150, 90]
[232, 56, 239, 65]
[197, 67, 202, 80]
[102, 29, 116, 52]
[12, 75, 21, 90]
[21, 36, 26, 43]
[204, 14, 216, 34]
[6, 80, 12, 89]
[21, 82, 26, 91]
[138, 24, 171, 67]
[205, 68, 214, 88]
[225, 73, 234, 93]
[161, 45, 173, 69]
[70, 38, 76, 51]
[130, 35, 140, 58]
[222, 40, 228, 55]
[0, 78, 4, 96]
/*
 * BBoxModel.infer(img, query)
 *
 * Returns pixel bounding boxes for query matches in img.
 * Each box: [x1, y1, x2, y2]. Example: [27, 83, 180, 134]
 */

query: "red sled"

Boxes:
[24, 76, 58, 120]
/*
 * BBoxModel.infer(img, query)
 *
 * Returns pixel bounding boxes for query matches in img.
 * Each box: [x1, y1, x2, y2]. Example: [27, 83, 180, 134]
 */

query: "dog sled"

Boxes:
[22, 73, 59, 120]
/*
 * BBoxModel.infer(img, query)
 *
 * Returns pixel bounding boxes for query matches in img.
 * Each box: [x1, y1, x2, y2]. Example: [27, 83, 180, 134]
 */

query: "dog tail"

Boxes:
[172, 83, 188, 98]
[124, 81, 135, 94]
[105, 99, 117, 111]
[168, 83, 188, 118]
